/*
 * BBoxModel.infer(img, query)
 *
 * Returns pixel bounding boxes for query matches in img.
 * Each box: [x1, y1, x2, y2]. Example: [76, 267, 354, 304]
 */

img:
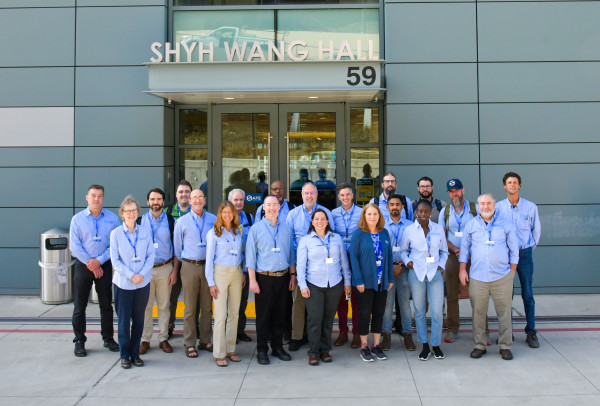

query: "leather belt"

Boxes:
[257, 269, 288, 277]
[183, 258, 206, 265]
[153, 258, 172, 268]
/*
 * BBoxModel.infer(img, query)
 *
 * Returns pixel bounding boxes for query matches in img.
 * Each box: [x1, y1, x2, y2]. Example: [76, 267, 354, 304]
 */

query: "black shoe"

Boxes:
[360, 346, 374, 362]
[432, 346, 444, 359]
[371, 345, 388, 360]
[121, 358, 131, 369]
[499, 349, 513, 360]
[257, 351, 270, 365]
[74, 340, 87, 357]
[168, 328, 174, 340]
[103, 338, 120, 352]
[288, 339, 305, 352]
[130, 357, 144, 367]
[526, 333, 539, 348]
[283, 332, 292, 344]
[237, 332, 252, 342]
[271, 347, 292, 361]
[418, 344, 430, 361]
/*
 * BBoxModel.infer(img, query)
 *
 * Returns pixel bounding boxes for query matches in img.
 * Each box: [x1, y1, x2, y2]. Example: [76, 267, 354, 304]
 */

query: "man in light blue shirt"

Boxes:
[255, 180, 294, 222]
[173, 189, 217, 356]
[496, 172, 542, 349]
[69, 184, 120, 357]
[286, 182, 335, 351]
[459, 193, 519, 360]
[369, 172, 413, 221]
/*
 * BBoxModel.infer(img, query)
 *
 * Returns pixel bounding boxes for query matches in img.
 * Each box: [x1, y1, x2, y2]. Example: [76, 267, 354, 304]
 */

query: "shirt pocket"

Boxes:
[491, 228, 507, 244]
[518, 214, 530, 230]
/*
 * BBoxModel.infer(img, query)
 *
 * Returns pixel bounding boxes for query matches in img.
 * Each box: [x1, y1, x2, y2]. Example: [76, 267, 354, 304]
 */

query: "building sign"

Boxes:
[356, 177, 375, 207]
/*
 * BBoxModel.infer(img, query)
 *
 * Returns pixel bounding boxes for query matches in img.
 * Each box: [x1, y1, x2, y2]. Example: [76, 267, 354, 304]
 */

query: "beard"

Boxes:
[151, 204, 163, 212]
[451, 197, 463, 208]
[419, 190, 431, 199]
[384, 186, 395, 196]
[481, 209, 494, 218]
[390, 209, 400, 217]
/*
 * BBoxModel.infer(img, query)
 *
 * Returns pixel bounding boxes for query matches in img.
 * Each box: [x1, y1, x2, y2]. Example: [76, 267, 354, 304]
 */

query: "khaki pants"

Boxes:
[469, 272, 514, 350]
[212, 265, 244, 359]
[444, 252, 469, 334]
[292, 286, 305, 340]
[141, 263, 173, 343]
[181, 261, 213, 348]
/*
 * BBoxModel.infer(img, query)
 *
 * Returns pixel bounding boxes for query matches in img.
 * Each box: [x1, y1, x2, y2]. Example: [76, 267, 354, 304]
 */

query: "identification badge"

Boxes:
[229, 249, 238, 256]
[326, 257, 334, 264]
[132, 257, 141, 263]
[485, 240, 495, 246]
[92, 236, 102, 242]
[376, 260, 382, 266]
[426, 256, 435, 263]
[197, 242, 206, 247]
[153, 242, 159, 249]
[454, 231, 463, 237]
[392, 246, 401, 252]
[271, 247, 281, 252]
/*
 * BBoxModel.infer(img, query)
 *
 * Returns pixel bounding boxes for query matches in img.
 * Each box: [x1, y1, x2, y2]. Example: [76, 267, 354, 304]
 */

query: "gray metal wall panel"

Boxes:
[385, 0, 472, 2]
[480, 103, 600, 143]
[0, 147, 73, 167]
[0, 8, 74, 67]
[0, 0, 74, 7]
[75, 107, 168, 146]
[78, 0, 166, 6]
[164, 107, 175, 146]
[0, 248, 40, 293]
[539, 205, 600, 247]
[386, 63, 478, 103]
[478, 3, 600, 62]
[385, 3, 476, 63]
[479, 62, 600, 103]
[386, 144, 479, 165]
[386, 104, 479, 144]
[76, 6, 165, 66]
[0, 68, 74, 107]
[0, 168, 73, 207]
[0, 208, 73, 247]
[75, 66, 163, 106]
[75, 147, 169, 167]
[480, 164, 600, 205]
[528, 246, 600, 292]
[481, 143, 600, 164]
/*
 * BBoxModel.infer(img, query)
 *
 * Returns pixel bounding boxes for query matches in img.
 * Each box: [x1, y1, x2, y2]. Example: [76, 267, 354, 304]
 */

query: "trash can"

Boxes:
[39, 228, 75, 304]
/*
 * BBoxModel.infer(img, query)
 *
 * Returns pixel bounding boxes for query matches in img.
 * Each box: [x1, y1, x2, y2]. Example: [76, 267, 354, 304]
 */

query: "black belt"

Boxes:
[183, 258, 206, 265]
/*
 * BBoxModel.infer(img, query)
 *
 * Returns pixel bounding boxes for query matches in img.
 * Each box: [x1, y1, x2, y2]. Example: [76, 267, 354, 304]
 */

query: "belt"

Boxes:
[257, 269, 288, 277]
[183, 258, 206, 265]
[153, 258, 172, 268]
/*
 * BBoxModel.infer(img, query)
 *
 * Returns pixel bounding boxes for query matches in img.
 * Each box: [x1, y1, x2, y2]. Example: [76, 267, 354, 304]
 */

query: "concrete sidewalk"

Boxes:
[0, 294, 599, 405]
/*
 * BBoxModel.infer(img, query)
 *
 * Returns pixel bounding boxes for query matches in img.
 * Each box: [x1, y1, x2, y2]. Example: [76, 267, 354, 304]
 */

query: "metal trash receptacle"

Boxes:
[39, 228, 75, 304]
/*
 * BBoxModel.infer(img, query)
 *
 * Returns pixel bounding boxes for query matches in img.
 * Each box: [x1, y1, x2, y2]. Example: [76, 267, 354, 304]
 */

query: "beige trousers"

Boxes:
[141, 263, 173, 342]
[212, 264, 244, 359]
[180, 261, 213, 348]
[292, 286, 306, 340]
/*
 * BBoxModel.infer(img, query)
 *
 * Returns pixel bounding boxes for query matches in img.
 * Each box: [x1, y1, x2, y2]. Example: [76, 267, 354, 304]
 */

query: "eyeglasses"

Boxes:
[418, 185, 433, 189]
[123, 209, 138, 215]
[302, 192, 317, 196]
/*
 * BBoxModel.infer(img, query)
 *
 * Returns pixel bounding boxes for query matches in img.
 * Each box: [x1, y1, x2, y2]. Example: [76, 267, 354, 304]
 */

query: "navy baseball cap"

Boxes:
[446, 179, 463, 190]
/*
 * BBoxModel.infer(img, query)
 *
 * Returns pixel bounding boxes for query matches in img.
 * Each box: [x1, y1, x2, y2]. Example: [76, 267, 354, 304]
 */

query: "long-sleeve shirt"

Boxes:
[255, 199, 293, 223]
[496, 197, 541, 250]
[69, 208, 120, 264]
[459, 213, 520, 282]
[332, 204, 362, 252]
[296, 231, 351, 290]
[173, 210, 217, 261]
[438, 200, 476, 249]
[245, 218, 296, 272]
[370, 192, 413, 221]
[238, 210, 254, 274]
[286, 204, 335, 249]
[141, 211, 173, 264]
[400, 221, 448, 282]
[110, 223, 154, 290]
[385, 217, 412, 263]
[205, 227, 243, 286]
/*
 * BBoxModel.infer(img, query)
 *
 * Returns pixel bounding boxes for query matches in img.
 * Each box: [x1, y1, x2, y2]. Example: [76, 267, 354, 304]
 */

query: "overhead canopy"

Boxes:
[145, 60, 385, 104]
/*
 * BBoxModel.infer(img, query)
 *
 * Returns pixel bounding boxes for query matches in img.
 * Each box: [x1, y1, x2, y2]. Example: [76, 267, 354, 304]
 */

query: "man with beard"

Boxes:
[459, 194, 518, 360]
[412, 176, 446, 223]
[369, 172, 412, 221]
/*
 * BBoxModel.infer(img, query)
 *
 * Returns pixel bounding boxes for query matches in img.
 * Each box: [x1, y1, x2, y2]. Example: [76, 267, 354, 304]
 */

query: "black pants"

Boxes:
[168, 269, 200, 335]
[114, 284, 150, 359]
[72, 259, 114, 342]
[237, 273, 249, 334]
[255, 271, 290, 353]
[356, 286, 387, 336]
[304, 281, 344, 357]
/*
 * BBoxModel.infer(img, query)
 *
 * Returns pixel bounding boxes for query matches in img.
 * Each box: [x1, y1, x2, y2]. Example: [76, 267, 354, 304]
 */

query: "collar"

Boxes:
[121, 223, 138, 233]
[85, 208, 104, 217]
[191, 210, 205, 220]
[342, 204, 355, 215]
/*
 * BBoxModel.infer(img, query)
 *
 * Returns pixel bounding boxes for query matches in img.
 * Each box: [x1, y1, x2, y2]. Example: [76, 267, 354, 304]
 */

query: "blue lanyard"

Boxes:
[92, 216, 99, 238]
[425, 225, 432, 256]
[316, 233, 331, 258]
[266, 221, 280, 248]
[486, 215, 497, 241]
[343, 205, 356, 238]
[391, 221, 401, 246]
[191, 213, 206, 243]
[370, 233, 383, 261]
[177, 204, 190, 218]
[122, 227, 139, 257]
[302, 205, 315, 232]
[146, 212, 164, 243]
[452, 201, 468, 231]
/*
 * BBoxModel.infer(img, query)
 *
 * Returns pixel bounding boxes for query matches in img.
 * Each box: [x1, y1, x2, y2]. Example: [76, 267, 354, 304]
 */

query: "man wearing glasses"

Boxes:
[370, 172, 413, 221]
[412, 176, 446, 223]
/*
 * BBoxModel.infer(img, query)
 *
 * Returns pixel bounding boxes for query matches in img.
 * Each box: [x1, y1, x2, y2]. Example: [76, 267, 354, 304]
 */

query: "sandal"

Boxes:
[199, 342, 213, 352]
[226, 352, 241, 362]
[185, 346, 198, 358]
[216, 357, 228, 367]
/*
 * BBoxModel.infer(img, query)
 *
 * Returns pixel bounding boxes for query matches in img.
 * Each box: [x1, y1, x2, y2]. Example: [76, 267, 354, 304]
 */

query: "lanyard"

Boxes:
[122, 227, 139, 257]
[92, 216, 99, 238]
[425, 225, 432, 256]
[342, 205, 356, 238]
[191, 213, 206, 243]
[146, 212, 164, 243]
[452, 201, 468, 231]
[370, 233, 383, 261]
[391, 221, 402, 246]
[266, 221, 280, 248]
[316, 233, 331, 258]
[177, 204, 190, 218]
[485, 215, 497, 241]
[302, 205, 315, 232]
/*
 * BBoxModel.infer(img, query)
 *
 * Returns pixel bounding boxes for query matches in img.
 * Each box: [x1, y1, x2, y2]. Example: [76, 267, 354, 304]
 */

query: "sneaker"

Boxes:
[103, 338, 119, 352]
[371, 345, 388, 360]
[360, 346, 374, 362]
[526, 333, 539, 348]
[444, 331, 458, 343]
[418, 344, 430, 361]
[432, 346, 444, 359]
[74, 340, 87, 357]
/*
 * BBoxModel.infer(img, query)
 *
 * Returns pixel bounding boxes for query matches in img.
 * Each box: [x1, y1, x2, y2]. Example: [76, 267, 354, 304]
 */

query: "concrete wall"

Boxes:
[384, 0, 600, 292]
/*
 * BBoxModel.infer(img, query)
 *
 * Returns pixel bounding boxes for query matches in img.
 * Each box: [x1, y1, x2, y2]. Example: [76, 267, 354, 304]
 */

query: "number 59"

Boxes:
[347, 66, 377, 86]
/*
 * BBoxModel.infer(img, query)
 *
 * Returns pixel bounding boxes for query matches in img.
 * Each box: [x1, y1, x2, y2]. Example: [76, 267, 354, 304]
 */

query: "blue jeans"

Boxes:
[408, 269, 444, 347]
[382, 268, 412, 334]
[516, 247, 536, 334]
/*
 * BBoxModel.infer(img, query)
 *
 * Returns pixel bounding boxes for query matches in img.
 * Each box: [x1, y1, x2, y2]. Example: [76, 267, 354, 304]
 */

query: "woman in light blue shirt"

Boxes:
[400, 199, 448, 361]
[206, 201, 244, 367]
[110, 195, 155, 369]
[297, 209, 351, 366]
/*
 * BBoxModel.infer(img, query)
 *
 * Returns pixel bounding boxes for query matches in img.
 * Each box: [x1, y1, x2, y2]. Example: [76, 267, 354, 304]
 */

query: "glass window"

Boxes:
[179, 148, 208, 192]
[351, 147, 379, 207]
[350, 107, 379, 143]
[180, 109, 208, 145]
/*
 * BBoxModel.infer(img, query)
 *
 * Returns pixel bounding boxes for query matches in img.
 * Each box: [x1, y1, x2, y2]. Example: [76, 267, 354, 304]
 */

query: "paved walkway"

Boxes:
[0, 294, 599, 405]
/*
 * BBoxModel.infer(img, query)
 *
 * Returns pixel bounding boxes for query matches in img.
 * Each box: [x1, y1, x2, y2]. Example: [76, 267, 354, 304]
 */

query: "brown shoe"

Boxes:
[499, 349, 513, 360]
[403, 334, 416, 351]
[319, 352, 332, 363]
[308, 355, 319, 366]
[351, 334, 361, 349]
[334, 332, 348, 346]
[382, 333, 392, 351]
[470, 348, 487, 359]
[199, 342, 213, 352]
[139, 341, 150, 355]
[159, 340, 173, 353]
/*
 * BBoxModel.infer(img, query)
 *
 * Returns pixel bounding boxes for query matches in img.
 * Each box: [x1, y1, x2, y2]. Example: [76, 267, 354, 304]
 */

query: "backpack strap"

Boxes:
[443, 205, 450, 234]
[243, 211, 253, 227]
[469, 201, 477, 217]
[435, 199, 443, 212]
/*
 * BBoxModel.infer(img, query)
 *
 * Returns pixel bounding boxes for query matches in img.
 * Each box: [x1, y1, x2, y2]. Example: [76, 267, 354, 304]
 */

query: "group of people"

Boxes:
[69, 170, 540, 368]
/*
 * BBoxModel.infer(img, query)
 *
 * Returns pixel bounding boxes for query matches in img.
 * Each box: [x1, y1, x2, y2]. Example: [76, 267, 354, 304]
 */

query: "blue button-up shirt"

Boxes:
[205, 227, 244, 286]
[296, 231, 351, 290]
[246, 218, 296, 272]
[438, 200, 477, 249]
[496, 197, 541, 250]
[370, 192, 413, 222]
[286, 204, 335, 249]
[173, 210, 217, 261]
[110, 223, 154, 290]
[255, 199, 293, 223]
[385, 217, 412, 263]
[141, 211, 173, 264]
[459, 213, 519, 282]
[238, 210, 254, 274]
[400, 221, 448, 282]
[332, 204, 362, 252]
[69, 208, 120, 264]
